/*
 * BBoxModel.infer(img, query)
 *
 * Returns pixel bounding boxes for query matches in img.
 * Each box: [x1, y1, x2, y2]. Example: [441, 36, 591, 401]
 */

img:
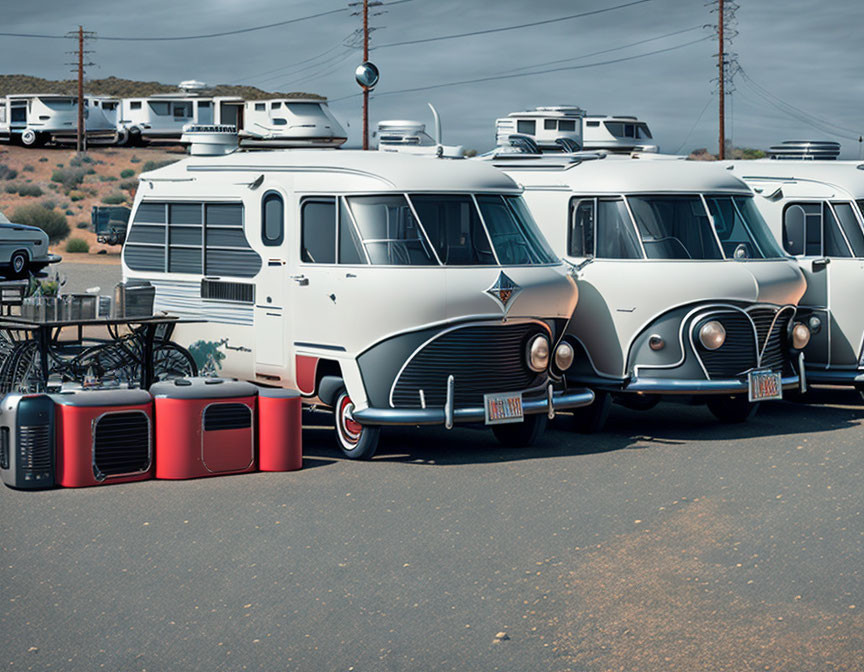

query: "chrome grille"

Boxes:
[93, 412, 151, 477]
[696, 312, 758, 378]
[391, 323, 545, 408]
[756, 308, 793, 373]
[18, 425, 52, 471]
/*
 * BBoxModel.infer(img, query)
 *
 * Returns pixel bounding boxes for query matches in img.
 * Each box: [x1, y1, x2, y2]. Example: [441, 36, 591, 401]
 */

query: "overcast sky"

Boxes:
[2, 0, 862, 155]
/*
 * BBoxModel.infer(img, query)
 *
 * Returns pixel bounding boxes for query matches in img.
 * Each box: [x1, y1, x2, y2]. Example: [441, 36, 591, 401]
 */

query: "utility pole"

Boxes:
[66, 26, 95, 153]
[363, 0, 369, 150]
[718, 0, 725, 160]
[77, 25, 84, 153]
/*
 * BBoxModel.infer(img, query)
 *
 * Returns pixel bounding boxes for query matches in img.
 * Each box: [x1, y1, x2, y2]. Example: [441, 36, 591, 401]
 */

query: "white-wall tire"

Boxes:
[334, 390, 380, 459]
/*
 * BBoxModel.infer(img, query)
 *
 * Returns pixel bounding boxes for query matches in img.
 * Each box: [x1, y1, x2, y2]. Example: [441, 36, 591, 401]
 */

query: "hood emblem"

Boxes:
[485, 271, 522, 312]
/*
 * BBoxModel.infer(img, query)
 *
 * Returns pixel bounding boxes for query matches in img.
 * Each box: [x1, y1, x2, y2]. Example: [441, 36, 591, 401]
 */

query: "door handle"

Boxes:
[289, 274, 309, 286]
[811, 258, 830, 272]
[345, 273, 357, 278]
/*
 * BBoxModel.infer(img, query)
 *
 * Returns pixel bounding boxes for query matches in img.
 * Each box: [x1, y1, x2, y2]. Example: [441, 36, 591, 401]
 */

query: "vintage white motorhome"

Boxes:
[0, 94, 117, 146]
[724, 159, 864, 396]
[121, 149, 594, 458]
[493, 153, 809, 429]
[581, 114, 658, 153]
[237, 98, 347, 147]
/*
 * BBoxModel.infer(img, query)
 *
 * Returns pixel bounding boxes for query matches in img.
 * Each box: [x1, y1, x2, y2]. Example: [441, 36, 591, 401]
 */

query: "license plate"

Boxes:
[484, 391, 524, 425]
[748, 369, 783, 402]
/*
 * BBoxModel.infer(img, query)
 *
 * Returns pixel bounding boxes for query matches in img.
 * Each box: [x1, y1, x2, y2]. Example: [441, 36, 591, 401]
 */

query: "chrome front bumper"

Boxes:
[623, 374, 801, 396]
[352, 386, 595, 427]
[804, 368, 864, 385]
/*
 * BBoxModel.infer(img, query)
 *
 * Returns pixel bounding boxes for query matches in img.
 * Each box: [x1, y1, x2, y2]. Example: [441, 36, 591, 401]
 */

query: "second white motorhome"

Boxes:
[237, 98, 347, 147]
[122, 149, 593, 458]
[116, 93, 228, 145]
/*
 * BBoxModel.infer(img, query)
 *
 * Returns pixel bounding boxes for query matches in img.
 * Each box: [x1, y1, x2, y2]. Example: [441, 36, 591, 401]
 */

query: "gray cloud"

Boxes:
[2, 0, 862, 155]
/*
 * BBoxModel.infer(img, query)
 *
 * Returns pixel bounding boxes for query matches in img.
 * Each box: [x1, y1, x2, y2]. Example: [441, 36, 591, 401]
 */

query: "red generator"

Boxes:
[52, 389, 154, 488]
[258, 388, 302, 472]
[151, 378, 258, 480]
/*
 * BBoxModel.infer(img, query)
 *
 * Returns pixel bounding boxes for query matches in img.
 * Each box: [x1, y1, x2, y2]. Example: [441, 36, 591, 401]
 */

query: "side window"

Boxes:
[255, 103, 266, 111]
[301, 199, 336, 264]
[822, 203, 851, 257]
[338, 198, 366, 264]
[544, 119, 556, 130]
[516, 119, 536, 135]
[559, 119, 576, 132]
[783, 203, 824, 256]
[568, 198, 595, 257]
[832, 202, 864, 256]
[261, 191, 284, 246]
[596, 198, 642, 259]
[130, 101, 141, 110]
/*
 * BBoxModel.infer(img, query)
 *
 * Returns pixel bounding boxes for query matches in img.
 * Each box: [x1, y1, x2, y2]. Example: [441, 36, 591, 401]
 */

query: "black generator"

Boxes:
[0, 393, 55, 490]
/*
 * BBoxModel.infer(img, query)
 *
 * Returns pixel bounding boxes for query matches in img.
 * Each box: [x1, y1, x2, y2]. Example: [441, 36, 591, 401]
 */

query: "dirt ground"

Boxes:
[0, 143, 184, 260]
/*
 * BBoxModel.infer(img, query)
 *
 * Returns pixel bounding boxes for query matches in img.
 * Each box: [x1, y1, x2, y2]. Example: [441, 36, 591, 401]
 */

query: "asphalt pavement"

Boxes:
[2, 262, 862, 671]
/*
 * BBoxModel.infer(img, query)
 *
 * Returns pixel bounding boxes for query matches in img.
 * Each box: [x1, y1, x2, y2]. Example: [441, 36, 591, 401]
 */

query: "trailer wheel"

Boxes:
[9, 251, 28, 278]
[334, 390, 380, 460]
[20, 129, 39, 147]
[706, 395, 760, 423]
[492, 413, 547, 448]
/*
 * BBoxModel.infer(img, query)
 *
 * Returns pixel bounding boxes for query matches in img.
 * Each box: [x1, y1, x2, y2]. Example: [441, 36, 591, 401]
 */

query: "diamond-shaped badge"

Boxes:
[485, 271, 522, 312]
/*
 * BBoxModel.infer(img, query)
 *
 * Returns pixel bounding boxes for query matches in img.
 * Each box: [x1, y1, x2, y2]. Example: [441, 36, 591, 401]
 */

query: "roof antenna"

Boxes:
[428, 103, 443, 157]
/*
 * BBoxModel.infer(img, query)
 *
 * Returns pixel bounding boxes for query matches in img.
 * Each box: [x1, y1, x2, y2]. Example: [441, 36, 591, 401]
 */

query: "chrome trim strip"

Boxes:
[623, 374, 800, 395]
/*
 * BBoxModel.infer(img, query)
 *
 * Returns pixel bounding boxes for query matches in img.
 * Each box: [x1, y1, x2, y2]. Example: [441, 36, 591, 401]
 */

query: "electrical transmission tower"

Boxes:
[708, 0, 738, 158]
[65, 26, 96, 153]
[348, 0, 385, 149]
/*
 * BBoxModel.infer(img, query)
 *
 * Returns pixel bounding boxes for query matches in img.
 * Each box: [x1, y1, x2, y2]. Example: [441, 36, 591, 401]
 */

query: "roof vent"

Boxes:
[767, 140, 841, 161]
[181, 124, 239, 156]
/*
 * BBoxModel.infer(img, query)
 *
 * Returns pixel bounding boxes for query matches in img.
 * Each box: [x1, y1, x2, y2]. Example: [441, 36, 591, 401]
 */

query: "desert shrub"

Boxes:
[38, 157, 48, 163]
[0, 165, 18, 180]
[65, 209, 74, 216]
[86, 168, 96, 175]
[142, 159, 174, 172]
[51, 167, 87, 190]
[101, 191, 126, 205]
[4, 183, 18, 194]
[18, 184, 43, 197]
[61, 201, 70, 209]
[23, 164, 35, 172]
[48, 183, 58, 190]
[99, 175, 118, 182]
[120, 180, 137, 191]
[76, 221, 89, 229]
[11, 204, 69, 243]
[68, 190, 85, 201]
[40, 199, 56, 210]
[65, 238, 90, 253]
[120, 168, 136, 178]
[130, 155, 140, 163]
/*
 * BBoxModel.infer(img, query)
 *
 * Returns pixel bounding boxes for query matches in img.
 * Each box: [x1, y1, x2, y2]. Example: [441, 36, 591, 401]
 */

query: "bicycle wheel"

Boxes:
[152, 342, 198, 381]
[72, 340, 141, 386]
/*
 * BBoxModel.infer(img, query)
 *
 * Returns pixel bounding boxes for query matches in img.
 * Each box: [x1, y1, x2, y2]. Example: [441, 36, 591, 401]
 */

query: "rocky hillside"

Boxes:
[0, 74, 324, 101]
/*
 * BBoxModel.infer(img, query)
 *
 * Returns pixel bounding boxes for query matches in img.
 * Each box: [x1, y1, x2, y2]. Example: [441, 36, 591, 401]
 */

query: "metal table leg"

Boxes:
[141, 324, 156, 389]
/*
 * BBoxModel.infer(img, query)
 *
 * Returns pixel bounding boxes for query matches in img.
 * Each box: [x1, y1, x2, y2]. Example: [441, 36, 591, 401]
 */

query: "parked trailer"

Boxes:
[492, 153, 808, 429]
[235, 98, 347, 147]
[0, 94, 117, 146]
[121, 150, 593, 459]
[724, 160, 864, 396]
[116, 94, 240, 145]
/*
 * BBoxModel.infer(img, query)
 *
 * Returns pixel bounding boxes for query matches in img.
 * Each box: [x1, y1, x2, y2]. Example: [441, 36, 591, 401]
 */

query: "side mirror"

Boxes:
[811, 258, 830, 272]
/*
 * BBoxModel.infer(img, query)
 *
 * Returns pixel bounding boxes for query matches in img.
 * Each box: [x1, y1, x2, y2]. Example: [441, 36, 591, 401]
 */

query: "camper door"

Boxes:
[253, 188, 290, 372]
[782, 200, 864, 367]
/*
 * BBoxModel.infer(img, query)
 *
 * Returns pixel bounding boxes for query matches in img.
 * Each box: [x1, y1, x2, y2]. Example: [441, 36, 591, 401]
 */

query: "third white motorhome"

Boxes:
[116, 94, 232, 145]
[238, 98, 347, 147]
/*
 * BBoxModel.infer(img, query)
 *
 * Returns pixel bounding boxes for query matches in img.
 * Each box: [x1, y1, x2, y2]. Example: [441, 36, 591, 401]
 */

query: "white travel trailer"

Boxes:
[495, 106, 585, 152]
[237, 98, 347, 147]
[0, 94, 117, 146]
[494, 154, 808, 429]
[581, 114, 657, 153]
[724, 160, 864, 395]
[116, 94, 232, 145]
[121, 150, 593, 458]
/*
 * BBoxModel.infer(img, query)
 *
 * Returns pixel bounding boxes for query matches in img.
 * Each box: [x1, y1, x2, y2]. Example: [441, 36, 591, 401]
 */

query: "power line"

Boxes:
[232, 40, 352, 84]
[330, 35, 712, 103]
[505, 25, 705, 75]
[257, 47, 358, 86]
[374, 0, 657, 49]
[0, 0, 416, 42]
[674, 92, 717, 154]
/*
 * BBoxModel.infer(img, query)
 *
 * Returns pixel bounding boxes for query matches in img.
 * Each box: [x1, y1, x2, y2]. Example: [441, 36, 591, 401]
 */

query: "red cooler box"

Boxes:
[52, 389, 154, 488]
[258, 388, 302, 472]
[151, 378, 257, 479]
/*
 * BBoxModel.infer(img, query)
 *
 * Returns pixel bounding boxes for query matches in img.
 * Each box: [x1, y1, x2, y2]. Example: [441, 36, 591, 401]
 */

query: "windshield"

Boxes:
[628, 196, 722, 260]
[346, 195, 437, 266]
[475, 195, 559, 265]
[39, 97, 77, 110]
[706, 196, 786, 259]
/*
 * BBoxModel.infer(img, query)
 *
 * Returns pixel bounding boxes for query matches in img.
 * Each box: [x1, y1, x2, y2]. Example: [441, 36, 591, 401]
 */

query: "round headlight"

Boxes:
[698, 320, 726, 351]
[554, 341, 574, 371]
[527, 334, 550, 373]
[791, 322, 811, 349]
